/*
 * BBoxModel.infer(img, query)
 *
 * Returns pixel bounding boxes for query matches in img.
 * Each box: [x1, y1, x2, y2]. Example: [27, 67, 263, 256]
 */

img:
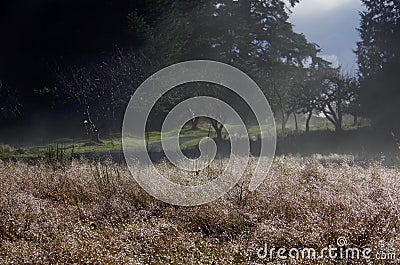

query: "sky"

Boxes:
[289, 0, 364, 73]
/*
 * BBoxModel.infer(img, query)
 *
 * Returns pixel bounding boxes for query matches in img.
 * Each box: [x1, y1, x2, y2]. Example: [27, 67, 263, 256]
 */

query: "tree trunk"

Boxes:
[145, 131, 150, 150]
[210, 118, 223, 140]
[93, 129, 100, 142]
[190, 117, 199, 130]
[281, 111, 289, 133]
[216, 128, 222, 140]
[305, 111, 312, 133]
[337, 86, 343, 132]
[293, 112, 298, 132]
[325, 103, 342, 132]
[353, 115, 358, 126]
[85, 106, 100, 142]
[335, 122, 342, 132]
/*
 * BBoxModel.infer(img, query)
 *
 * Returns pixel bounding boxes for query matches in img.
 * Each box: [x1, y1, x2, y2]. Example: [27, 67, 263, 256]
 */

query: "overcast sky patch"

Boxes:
[289, 0, 364, 72]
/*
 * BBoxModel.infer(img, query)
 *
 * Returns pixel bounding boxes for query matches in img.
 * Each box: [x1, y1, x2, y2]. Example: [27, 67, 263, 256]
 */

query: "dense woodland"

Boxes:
[0, 0, 399, 141]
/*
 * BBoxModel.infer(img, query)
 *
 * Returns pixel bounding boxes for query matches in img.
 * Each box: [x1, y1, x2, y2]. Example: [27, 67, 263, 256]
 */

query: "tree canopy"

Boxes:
[0, 0, 366, 138]
[356, 0, 400, 131]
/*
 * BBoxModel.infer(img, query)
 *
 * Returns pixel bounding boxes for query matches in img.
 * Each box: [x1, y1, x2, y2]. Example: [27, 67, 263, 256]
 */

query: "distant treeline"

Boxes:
[0, 0, 399, 140]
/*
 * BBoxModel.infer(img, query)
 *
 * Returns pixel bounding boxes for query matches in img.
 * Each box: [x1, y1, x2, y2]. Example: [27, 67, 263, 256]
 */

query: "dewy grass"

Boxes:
[0, 156, 399, 264]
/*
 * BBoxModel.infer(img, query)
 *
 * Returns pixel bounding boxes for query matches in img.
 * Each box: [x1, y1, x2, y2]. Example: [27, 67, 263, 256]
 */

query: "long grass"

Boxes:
[0, 156, 399, 264]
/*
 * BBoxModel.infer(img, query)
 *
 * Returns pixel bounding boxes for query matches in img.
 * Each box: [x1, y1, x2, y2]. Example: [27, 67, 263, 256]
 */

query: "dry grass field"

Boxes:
[0, 156, 399, 264]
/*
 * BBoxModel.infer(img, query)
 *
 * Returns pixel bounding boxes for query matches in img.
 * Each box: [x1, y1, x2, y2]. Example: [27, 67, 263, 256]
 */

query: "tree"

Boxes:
[291, 64, 326, 133]
[314, 70, 359, 132]
[141, 0, 212, 66]
[0, 80, 20, 121]
[131, 0, 328, 135]
[356, 0, 400, 130]
[267, 64, 303, 132]
[259, 45, 326, 133]
[56, 49, 152, 140]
